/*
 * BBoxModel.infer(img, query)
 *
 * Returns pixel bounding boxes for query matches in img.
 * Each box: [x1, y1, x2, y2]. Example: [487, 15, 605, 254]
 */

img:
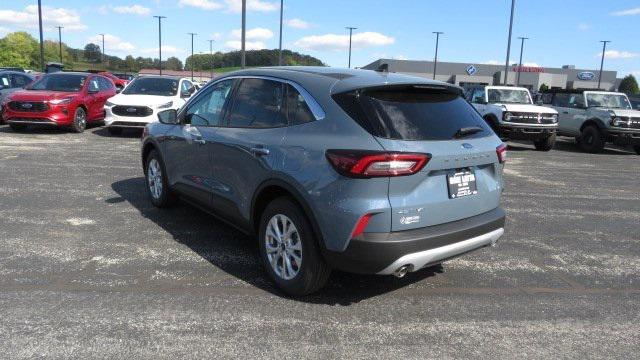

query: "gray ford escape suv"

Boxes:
[141, 67, 507, 296]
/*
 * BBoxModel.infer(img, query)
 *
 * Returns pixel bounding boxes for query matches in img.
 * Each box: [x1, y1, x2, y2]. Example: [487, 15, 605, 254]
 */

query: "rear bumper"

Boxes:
[324, 207, 506, 275]
[499, 123, 557, 140]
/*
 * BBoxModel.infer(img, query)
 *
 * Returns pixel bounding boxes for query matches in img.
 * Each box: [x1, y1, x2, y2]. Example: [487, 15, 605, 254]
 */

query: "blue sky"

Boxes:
[1, 0, 639, 76]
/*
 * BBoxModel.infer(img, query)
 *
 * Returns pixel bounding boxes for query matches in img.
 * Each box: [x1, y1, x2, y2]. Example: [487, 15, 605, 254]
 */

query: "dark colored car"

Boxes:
[3, 72, 116, 133]
[141, 67, 507, 295]
[0, 71, 35, 122]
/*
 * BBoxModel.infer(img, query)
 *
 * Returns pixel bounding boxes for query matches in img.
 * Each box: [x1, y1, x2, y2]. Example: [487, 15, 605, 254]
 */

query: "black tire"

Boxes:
[9, 123, 26, 132]
[258, 197, 331, 296]
[108, 127, 123, 135]
[634, 146, 640, 155]
[534, 133, 556, 151]
[579, 125, 605, 153]
[70, 107, 87, 133]
[144, 149, 177, 208]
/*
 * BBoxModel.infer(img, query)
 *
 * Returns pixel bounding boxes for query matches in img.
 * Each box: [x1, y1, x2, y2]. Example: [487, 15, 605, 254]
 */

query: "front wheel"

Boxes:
[70, 107, 87, 133]
[259, 197, 331, 296]
[579, 125, 605, 153]
[634, 145, 640, 155]
[534, 133, 556, 151]
[145, 150, 177, 208]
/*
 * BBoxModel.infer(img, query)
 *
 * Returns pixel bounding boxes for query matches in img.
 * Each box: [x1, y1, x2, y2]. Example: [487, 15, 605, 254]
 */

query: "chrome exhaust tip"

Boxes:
[393, 265, 411, 278]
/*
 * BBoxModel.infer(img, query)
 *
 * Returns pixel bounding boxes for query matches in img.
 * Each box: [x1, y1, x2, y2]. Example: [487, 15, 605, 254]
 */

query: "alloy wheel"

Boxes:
[147, 159, 163, 199]
[265, 214, 302, 280]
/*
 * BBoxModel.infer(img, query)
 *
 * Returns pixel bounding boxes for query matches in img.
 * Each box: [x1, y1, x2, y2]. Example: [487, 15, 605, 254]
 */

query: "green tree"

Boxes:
[84, 43, 102, 63]
[539, 83, 549, 92]
[618, 75, 639, 95]
[0, 31, 39, 69]
[164, 56, 183, 71]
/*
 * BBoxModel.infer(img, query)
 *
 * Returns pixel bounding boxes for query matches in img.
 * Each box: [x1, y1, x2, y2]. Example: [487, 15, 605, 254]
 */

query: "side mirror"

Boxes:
[181, 90, 191, 98]
[157, 109, 179, 124]
[88, 87, 99, 94]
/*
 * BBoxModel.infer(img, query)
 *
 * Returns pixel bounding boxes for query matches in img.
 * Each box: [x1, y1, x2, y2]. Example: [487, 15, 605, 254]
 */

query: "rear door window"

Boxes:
[552, 93, 570, 107]
[333, 86, 492, 141]
[285, 84, 315, 125]
[227, 78, 287, 128]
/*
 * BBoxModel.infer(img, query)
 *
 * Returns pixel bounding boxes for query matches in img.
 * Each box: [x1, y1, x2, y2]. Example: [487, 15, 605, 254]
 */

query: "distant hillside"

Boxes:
[185, 49, 325, 71]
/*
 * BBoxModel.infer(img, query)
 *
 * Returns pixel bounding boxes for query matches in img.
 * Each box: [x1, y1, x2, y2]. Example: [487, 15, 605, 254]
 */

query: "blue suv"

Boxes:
[141, 67, 507, 296]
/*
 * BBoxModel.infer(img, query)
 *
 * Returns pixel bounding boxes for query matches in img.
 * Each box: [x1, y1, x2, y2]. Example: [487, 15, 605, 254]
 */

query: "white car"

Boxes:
[104, 76, 195, 134]
[466, 86, 559, 151]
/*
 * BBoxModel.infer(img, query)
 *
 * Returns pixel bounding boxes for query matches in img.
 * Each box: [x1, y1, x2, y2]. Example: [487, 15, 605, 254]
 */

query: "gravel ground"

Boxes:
[0, 125, 638, 359]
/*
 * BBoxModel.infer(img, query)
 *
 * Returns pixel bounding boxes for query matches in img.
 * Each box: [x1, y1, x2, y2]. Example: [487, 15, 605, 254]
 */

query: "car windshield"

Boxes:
[27, 74, 87, 92]
[487, 89, 532, 104]
[586, 93, 632, 109]
[122, 77, 178, 96]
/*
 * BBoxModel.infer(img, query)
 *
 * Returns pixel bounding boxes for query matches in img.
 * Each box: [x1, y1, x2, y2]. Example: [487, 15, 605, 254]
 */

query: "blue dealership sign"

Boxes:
[577, 71, 595, 81]
[466, 65, 477, 76]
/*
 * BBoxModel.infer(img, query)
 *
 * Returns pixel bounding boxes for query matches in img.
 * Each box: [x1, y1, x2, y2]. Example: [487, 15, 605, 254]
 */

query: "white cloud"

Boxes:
[224, 40, 266, 50]
[140, 46, 184, 55]
[577, 23, 591, 31]
[630, 71, 640, 77]
[0, 27, 9, 36]
[285, 18, 311, 29]
[597, 50, 638, 59]
[611, 7, 640, 16]
[225, 0, 279, 12]
[211, 32, 222, 40]
[0, 5, 86, 31]
[294, 31, 395, 52]
[230, 27, 273, 41]
[112, 5, 151, 16]
[178, 0, 224, 10]
[522, 62, 541, 67]
[483, 60, 501, 65]
[88, 34, 135, 52]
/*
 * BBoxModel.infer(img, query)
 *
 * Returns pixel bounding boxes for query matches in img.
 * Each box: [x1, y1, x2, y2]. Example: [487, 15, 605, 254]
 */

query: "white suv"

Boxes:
[466, 86, 558, 151]
[104, 76, 195, 135]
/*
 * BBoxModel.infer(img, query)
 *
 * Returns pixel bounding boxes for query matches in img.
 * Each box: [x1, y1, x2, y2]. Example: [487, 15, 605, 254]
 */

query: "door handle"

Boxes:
[250, 147, 270, 156]
[191, 135, 205, 145]
[562, 111, 569, 114]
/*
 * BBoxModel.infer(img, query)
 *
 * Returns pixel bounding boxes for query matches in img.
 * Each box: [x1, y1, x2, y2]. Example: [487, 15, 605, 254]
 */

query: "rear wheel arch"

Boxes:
[251, 179, 325, 250]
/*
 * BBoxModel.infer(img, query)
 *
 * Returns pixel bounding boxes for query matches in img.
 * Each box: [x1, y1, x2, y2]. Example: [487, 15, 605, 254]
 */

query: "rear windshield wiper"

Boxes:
[454, 126, 484, 139]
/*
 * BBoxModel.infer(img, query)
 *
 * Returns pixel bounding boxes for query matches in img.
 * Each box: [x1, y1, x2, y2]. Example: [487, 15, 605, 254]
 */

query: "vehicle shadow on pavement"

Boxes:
[92, 127, 143, 138]
[111, 177, 441, 305]
[507, 138, 635, 155]
[0, 123, 104, 135]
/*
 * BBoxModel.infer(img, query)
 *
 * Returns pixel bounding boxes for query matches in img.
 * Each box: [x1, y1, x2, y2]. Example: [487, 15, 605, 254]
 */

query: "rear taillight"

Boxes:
[496, 143, 507, 164]
[326, 150, 430, 178]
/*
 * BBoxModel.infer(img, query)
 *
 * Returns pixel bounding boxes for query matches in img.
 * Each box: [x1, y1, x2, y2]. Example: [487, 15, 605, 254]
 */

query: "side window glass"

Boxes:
[568, 94, 584, 108]
[185, 79, 233, 127]
[285, 84, 315, 125]
[471, 89, 485, 103]
[88, 78, 100, 92]
[0, 75, 10, 89]
[541, 93, 553, 104]
[552, 93, 569, 107]
[228, 78, 286, 128]
[11, 75, 30, 88]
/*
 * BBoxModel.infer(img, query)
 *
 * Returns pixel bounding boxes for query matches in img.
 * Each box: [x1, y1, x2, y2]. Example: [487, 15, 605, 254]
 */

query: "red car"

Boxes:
[99, 72, 128, 92]
[2, 72, 116, 133]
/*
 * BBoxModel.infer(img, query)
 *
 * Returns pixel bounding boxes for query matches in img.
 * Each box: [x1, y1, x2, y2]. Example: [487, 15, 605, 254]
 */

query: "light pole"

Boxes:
[55, 26, 64, 64]
[278, 0, 284, 66]
[598, 40, 611, 89]
[153, 16, 166, 75]
[188, 33, 197, 81]
[241, 0, 246, 68]
[503, 0, 516, 85]
[99, 33, 105, 68]
[208, 39, 215, 80]
[516, 36, 528, 86]
[432, 31, 443, 80]
[37, 0, 45, 71]
[346, 26, 357, 68]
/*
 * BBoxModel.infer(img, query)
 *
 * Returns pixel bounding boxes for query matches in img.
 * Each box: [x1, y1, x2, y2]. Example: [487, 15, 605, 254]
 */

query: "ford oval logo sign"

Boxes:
[462, 143, 474, 149]
[21, 103, 33, 109]
[126, 107, 137, 113]
[577, 71, 595, 81]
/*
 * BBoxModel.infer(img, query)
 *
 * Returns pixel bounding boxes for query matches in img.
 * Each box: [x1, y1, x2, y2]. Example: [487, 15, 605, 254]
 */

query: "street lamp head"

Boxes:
[153, 15, 166, 19]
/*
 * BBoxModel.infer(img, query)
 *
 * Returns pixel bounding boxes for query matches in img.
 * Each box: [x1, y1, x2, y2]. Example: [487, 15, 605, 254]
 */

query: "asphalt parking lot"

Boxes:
[0, 125, 638, 359]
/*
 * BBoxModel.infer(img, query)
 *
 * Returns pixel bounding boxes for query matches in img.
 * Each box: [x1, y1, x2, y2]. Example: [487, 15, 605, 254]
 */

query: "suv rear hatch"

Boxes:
[333, 84, 504, 231]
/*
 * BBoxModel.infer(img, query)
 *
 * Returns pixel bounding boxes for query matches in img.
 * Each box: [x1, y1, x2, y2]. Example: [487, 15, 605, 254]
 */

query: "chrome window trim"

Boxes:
[198, 75, 326, 121]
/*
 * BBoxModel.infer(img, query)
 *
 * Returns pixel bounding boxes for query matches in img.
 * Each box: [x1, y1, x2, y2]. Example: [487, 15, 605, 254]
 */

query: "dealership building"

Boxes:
[361, 59, 620, 91]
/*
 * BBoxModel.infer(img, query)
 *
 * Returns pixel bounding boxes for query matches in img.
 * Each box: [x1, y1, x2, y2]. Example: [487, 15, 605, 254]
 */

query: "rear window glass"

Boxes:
[333, 87, 492, 141]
